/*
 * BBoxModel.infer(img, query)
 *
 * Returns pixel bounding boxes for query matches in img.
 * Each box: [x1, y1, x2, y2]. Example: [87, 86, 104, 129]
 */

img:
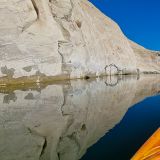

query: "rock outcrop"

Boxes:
[0, 0, 159, 84]
[0, 75, 160, 160]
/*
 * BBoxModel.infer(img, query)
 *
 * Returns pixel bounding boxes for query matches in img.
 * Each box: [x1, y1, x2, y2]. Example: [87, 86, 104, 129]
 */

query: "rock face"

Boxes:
[0, 75, 160, 160]
[0, 0, 159, 84]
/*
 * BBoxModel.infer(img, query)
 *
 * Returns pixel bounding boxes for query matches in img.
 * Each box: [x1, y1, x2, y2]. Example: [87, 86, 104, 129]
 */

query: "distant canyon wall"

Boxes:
[0, 0, 159, 84]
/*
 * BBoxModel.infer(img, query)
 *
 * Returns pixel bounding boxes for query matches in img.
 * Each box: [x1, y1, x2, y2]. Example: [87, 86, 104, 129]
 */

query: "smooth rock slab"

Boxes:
[0, 0, 159, 84]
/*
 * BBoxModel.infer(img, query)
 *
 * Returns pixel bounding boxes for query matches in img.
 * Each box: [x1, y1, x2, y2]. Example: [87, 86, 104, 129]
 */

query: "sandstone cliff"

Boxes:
[0, 0, 159, 84]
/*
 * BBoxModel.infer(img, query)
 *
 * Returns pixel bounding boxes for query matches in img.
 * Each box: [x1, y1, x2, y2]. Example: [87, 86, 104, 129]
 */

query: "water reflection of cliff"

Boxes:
[0, 75, 160, 160]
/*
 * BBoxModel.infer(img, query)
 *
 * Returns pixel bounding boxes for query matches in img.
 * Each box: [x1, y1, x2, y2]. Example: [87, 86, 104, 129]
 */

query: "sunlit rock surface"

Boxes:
[0, 0, 159, 84]
[0, 75, 160, 160]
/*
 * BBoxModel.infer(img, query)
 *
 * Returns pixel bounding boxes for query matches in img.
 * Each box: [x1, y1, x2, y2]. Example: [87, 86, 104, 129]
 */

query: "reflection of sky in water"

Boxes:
[0, 75, 160, 160]
[81, 95, 160, 160]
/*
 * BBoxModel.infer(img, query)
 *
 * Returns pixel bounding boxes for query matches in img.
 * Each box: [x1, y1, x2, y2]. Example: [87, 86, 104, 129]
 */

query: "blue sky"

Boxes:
[90, 0, 160, 51]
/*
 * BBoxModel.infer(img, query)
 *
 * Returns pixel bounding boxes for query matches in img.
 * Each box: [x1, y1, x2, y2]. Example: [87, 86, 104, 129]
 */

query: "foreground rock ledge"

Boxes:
[0, 0, 159, 84]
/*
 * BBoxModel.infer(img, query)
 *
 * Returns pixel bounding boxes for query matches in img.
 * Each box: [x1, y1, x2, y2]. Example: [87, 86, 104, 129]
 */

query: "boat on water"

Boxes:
[132, 128, 160, 160]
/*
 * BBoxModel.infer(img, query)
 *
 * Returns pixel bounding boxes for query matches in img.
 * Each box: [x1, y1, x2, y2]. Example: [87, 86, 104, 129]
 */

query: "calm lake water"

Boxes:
[0, 75, 159, 160]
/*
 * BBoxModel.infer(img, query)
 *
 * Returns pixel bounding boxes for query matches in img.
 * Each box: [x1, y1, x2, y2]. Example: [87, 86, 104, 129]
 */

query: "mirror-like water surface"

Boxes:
[0, 75, 160, 160]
